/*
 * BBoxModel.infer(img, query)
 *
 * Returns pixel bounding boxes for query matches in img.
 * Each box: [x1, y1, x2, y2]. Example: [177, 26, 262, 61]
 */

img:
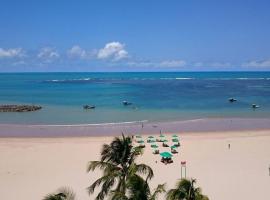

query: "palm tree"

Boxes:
[87, 134, 154, 200]
[166, 178, 209, 200]
[111, 174, 165, 200]
[43, 187, 75, 200]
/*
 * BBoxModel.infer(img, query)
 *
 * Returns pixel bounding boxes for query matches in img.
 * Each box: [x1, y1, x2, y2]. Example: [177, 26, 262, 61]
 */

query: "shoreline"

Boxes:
[1, 117, 270, 137]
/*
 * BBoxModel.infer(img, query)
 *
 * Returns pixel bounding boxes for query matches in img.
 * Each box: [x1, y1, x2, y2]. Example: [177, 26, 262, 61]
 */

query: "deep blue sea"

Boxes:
[0, 72, 270, 124]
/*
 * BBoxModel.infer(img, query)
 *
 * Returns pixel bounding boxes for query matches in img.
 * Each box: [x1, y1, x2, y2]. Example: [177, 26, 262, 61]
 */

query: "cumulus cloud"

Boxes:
[67, 45, 87, 59]
[0, 48, 25, 58]
[37, 47, 59, 62]
[242, 59, 270, 68]
[97, 42, 128, 61]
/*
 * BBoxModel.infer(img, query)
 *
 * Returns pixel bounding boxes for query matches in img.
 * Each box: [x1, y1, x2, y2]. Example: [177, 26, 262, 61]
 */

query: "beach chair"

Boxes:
[174, 142, 180, 147]
[162, 142, 169, 147]
[171, 148, 178, 154]
[153, 149, 159, 154]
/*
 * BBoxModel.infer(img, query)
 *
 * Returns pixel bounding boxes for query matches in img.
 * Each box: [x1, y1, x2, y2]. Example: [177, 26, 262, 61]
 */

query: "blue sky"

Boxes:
[0, 0, 270, 72]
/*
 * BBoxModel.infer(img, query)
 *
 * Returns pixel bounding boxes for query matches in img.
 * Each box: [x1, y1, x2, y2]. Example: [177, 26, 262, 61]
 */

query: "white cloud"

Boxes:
[127, 61, 154, 67]
[159, 60, 186, 67]
[192, 62, 232, 68]
[97, 42, 128, 61]
[67, 45, 87, 59]
[127, 59, 186, 68]
[208, 62, 232, 67]
[0, 48, 25, 58]
[37, 47, 59, 62]
[242, 59, 270, 68]
[12, 61, 26, 66]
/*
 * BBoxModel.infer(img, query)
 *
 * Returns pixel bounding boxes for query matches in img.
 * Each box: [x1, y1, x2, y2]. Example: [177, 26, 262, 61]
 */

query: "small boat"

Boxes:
[228, 98, 237, 102]
[122, 101, 132, 106]
[83, 105, 95, 109]
[252, 104, 260, 109]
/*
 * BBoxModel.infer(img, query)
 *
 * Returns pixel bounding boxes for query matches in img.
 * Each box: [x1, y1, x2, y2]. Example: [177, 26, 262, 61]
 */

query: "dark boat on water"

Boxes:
[252, 104, 260, 109]
[228, 98, 237, 102]
[83, 105, 95, 109]
[122, 101, 132, 106]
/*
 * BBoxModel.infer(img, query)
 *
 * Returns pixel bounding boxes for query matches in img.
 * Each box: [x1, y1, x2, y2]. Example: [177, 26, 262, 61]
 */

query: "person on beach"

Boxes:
[228, 143, 231, 149]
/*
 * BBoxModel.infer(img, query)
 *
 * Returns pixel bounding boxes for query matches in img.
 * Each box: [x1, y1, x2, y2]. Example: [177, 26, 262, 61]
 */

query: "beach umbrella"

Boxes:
[151, 144, 159, 148]
[172, 135, 178, 138]
[172, 138, 179, 142]
[148, 136, 154, 138]
[160, 152, 173, 158]
[163, 139, 168, 142]
[137, 140, 144, 143]
[136, 135, 142, 138]
[171, 145, 177, 149]
[148, 139, 155, 143]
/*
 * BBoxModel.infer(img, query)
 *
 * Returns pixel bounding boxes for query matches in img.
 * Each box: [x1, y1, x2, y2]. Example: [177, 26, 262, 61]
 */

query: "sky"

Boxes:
[0, 0, 270, 72]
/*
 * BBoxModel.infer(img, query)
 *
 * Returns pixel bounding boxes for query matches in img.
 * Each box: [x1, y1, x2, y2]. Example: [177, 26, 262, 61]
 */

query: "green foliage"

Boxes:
[166, 178, 209, 200]
[87, 134, 155, 200]
[43, 187, 75, 200]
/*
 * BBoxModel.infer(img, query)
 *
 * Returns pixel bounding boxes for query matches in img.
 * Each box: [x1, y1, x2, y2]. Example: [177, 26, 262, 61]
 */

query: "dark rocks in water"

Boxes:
[83, 105, 95, 109]
[0, 105, 42, 112]
[123, 101, 132, 106]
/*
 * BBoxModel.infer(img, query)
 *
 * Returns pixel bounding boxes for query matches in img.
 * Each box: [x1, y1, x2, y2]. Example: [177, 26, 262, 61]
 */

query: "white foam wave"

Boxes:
[24, 120, 149, 127]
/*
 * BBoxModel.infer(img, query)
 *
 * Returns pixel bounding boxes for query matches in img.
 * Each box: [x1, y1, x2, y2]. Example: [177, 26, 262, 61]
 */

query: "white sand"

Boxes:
[0, 130, 270, 200]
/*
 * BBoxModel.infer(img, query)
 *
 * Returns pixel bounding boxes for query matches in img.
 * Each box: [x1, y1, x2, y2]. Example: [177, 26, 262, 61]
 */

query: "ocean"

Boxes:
[0, 72, 270, 125]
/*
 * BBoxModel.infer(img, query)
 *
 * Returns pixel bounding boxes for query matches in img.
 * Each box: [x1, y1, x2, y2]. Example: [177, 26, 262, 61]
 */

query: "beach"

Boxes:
[0, 127, 270, 200]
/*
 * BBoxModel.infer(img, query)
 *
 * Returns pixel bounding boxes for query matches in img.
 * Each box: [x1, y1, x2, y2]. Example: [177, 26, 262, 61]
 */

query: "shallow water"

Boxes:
[0, 72, 270, 124]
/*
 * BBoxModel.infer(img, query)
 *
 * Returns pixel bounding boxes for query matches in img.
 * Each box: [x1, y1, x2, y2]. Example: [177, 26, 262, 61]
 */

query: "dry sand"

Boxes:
[0, 130, 270, 200]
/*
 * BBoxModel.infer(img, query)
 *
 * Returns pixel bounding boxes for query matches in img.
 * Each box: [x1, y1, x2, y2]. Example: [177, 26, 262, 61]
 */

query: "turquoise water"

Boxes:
[0, 72, 270, 124]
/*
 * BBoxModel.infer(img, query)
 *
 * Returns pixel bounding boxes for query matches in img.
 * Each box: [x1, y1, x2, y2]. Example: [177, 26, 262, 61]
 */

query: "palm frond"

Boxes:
[110, 191, 129, 200]
[126, 175, 150, 200]
[166, 188, 185, 200]
[87, 161, 118, 172]
[150, 183, 166, 200]
[87, 171, 119, 195]
[43, 187, 75, 200]
[135, 163, 154, 180]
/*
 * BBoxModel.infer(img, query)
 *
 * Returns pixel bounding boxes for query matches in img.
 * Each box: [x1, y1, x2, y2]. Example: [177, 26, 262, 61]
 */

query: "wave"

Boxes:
[205, 78, 270, 80]
[45, 78, 93, 83]
[44, 77, 270, 83]
[15, 120, 149, 127]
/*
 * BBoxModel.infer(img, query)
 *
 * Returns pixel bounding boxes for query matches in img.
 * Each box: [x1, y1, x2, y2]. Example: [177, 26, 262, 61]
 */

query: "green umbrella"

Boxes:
[148, 136, 154, 138]
[163, 139, 168, 142]
[172, 138, 179, 142]
[136, 135, 142, 138]
[160, 152, 173, 158]
[148, 139, 155, 143]
[172, 135, 178, 138]
[151, 144, 159, 148]
[171, 145, 177, 149]
[137, 140, 144, 143]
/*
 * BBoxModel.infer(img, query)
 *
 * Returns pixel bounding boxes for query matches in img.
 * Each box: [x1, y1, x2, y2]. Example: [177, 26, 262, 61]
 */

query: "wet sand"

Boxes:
[1, 117, 270, 137]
